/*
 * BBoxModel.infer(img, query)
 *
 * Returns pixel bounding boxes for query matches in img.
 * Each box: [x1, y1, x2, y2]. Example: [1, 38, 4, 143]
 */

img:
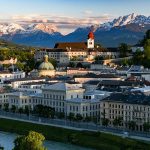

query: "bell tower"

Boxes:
[87, 31, 94, 48]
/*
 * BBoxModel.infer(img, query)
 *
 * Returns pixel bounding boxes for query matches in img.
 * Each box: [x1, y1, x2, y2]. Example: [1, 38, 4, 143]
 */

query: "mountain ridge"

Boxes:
[0, 13, 150, 47]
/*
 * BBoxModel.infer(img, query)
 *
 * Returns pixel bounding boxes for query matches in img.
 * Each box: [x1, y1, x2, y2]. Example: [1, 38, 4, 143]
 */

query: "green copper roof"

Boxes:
[38, 62, 54, 70]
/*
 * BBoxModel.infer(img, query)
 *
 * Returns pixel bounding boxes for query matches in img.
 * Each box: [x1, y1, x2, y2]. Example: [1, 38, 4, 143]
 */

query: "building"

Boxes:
[74, 73, 123, 83]
[5, 77, 46, 88]
[100, 92, 150, 131]
[0, 71, 25, 84]
[34, 32, 120, 64]
[38, 55, 55, 77]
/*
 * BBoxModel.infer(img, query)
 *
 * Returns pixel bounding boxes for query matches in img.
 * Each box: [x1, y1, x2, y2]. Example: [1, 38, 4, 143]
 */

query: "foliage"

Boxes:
[131, 30, 150, 68]
[34, 105, 55, 118]
[119, 43, 130, 57]
[11, 105, 17, 113]
[143, 122, 150, 132]
[94, 56, 104, 62]
[3, 103, 9, 111]
[55, 112, 65, 119]
[0, 118, 149, 150]
[144, 39, 150, 59]
[75, 114, 83, 121]
[0, 39, 36, 72]
[128, 121, 136, 131]
[68, 62, 76, 67]
[67, 112, 75, 121]
[13, 131, 46, 150]
[113, 117, 123, 127]
[101, 118, 109, 126]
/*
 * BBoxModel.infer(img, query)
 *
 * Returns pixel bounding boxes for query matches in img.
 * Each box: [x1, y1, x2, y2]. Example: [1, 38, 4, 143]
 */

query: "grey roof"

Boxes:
[43, 82, 83, 91]
[101, 92, 150, 105]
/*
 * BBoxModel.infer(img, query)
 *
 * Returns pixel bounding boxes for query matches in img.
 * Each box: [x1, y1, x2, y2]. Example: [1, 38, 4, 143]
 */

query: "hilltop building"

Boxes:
[34, 32, 120, 64]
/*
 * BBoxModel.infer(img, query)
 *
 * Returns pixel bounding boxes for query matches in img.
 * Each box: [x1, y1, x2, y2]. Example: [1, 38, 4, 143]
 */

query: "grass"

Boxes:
[0, 118, 150, 150]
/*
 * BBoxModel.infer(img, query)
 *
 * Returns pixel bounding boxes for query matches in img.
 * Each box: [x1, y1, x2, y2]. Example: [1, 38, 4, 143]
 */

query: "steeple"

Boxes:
[87, 31, 94, 48]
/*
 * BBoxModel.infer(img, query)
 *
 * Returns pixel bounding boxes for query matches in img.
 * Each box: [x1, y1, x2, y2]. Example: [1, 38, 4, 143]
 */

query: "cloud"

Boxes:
[0, 14, 113, 34]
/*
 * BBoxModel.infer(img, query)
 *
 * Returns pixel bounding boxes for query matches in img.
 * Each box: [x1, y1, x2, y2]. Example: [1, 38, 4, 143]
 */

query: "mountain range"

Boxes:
[0, 13, 150, 48]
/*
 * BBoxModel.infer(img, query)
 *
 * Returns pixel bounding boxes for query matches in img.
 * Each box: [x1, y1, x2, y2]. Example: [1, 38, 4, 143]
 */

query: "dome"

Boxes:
[88, 32, 94, 39]
[38, 55, 54, 70]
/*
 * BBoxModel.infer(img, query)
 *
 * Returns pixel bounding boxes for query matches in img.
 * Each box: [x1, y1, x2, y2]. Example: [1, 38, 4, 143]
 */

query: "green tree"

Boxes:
[94, 56, 104, 62]
[144, 39, 150, 59]
[76, 114, 83, 121]
[128, 121, 136, 131]
[56, 112, 65, 119]
[102, 118, 109, 126]
[13, 131, 47, 150]
[68, 113, 75, 121]
[84, 116, 92, 122]
[113, 117, 123, 127]
[11, 105, 17, 113]
[119, 43, 129, 57]
[143, 122, 150, 132]
[3, 103, 9, 111]
[18, 107, 24, 114]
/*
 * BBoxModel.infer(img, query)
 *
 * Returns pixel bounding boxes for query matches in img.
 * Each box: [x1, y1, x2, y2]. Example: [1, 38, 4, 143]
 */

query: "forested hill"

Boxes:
[0, 39, 36, 72]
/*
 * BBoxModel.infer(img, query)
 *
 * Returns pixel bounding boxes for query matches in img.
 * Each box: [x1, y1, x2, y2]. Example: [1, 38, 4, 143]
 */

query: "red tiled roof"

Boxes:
[54, 42, 87, 49]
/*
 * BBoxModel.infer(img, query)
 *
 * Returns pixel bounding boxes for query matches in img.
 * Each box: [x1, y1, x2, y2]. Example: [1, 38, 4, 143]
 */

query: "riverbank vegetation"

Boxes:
[0, 118, 149, 150]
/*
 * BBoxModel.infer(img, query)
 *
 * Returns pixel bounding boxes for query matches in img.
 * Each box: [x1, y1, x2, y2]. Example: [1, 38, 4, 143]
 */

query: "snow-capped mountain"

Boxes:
[0, 23, 25, 34]
[0, 23, 59, 35]
[98, 13, 150, 31]
[0, 13, 150, 47]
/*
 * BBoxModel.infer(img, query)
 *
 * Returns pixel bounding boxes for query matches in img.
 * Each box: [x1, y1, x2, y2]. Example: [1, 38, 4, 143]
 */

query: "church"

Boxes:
[34, 32, 120, 64]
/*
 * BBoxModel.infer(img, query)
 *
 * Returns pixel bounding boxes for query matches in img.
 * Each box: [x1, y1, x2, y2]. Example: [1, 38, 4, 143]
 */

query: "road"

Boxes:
[0, 110, 150, 142]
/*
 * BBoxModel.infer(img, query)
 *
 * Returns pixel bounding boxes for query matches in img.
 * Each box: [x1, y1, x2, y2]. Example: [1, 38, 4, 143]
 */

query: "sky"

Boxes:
[0, 0, 150, 34]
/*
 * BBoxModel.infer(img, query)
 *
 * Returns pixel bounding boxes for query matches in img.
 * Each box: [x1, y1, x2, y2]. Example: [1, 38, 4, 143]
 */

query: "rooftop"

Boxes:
[54, 42, 87, 49]
[43, 82, 84, 91]
[101, 92, 150, 105]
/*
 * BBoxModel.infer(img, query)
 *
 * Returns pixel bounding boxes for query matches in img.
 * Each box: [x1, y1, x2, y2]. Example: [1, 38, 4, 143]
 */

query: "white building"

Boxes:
[6, 77, 46, 88]
[0, 71, 25, 84]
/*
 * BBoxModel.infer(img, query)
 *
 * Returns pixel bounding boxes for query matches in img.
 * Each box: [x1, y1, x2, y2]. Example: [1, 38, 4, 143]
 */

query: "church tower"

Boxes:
[87, 31, 94, 48]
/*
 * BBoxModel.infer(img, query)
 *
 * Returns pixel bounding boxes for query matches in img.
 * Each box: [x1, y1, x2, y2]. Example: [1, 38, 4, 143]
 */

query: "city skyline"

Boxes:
[0, 0, 150, 34]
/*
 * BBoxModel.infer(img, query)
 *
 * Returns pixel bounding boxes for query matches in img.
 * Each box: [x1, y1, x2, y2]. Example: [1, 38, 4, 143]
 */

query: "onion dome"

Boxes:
[88, 31, 94, 39]
[38, 55, 54, 70]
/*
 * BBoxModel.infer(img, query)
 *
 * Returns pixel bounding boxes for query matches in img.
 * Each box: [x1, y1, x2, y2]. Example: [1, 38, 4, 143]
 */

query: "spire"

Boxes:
[88, 31, 94, 39]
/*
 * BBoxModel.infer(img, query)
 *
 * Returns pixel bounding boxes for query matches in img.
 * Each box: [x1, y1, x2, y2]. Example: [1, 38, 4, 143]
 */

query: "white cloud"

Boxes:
[0, 14, 113, 34]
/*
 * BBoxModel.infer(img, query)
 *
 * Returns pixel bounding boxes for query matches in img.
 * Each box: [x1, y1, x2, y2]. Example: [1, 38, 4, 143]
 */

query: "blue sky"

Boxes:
[0, 0, 150, 34]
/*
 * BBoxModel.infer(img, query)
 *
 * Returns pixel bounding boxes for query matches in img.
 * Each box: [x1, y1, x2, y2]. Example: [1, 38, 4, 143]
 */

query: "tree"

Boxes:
[68, 113, 75, 121]
[84, 116, 92, 122]
[3, 103, 9, 111]
[76, 114, 83, 121]
[94, 56, 104, 62]
[113, 117, 123, 127]
[128, 121, 136, 131]
[144, 39, 150, 59]
[11, 105, 17, 113]
[102, 118, 109, 126]
[140, 30, 150, 45]
[56, 112, 65, 119]
[13, 131, 47, 150]
[24, 105, 30, 116]
[68, 62, 76, 68]
[18, 107, 24, 114]
[119, 43, 129, 57]
[143, 122, 150, 132]
[34, 105, 55, 118]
